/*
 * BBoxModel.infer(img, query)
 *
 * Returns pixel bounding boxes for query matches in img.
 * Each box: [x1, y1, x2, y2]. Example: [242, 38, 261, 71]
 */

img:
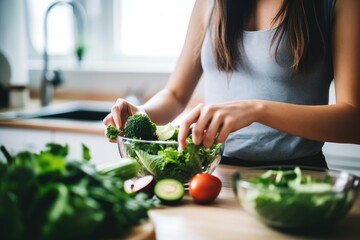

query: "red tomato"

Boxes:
[189, 173, 222, 204]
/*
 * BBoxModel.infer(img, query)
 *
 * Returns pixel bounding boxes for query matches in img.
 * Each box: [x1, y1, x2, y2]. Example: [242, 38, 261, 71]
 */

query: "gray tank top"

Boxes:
[201, 0, 335, 161]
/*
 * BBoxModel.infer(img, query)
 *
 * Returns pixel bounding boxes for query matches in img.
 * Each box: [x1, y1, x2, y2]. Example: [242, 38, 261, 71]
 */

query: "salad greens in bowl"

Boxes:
[108, 113, 222, 184]
[117, 137, 222, 184]
[232, 166, 360, 230]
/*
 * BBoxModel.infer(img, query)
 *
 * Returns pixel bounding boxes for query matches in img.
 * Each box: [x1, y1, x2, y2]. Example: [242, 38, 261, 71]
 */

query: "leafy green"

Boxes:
[123, 114, 157, 140]
[0, 191, 23, 240]
[82, 144, 91, 161]
[0, 143, 154, 240]
[242, 167, 353, 228]
[1, 145, 13, 165]
[75, 42, 85, 62]
[135, 149, 164, 176]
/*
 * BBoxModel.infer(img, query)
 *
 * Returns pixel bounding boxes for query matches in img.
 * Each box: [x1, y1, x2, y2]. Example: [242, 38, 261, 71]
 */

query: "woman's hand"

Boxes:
[178, 101, 263, 149]
[103, 98, 145, 142]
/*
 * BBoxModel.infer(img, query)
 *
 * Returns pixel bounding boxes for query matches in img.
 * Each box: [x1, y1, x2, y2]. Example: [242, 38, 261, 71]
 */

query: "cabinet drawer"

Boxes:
[0, 127, 53, 155]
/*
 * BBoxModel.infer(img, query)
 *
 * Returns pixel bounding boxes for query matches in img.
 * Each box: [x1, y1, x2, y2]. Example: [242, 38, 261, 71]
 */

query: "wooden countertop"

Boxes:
[0, 118, 105, 135]
[148, 165, 360, 240]
[0, 100, 108, 135]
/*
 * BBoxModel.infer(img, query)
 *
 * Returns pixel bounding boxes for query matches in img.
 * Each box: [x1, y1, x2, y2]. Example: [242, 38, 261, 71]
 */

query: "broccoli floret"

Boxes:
[123, 114, 157, 140]
[106, 125, 121, 140]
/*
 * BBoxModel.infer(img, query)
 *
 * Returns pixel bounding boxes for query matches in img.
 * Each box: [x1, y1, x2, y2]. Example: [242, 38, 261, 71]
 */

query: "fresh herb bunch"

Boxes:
[0, 143, 154, 240]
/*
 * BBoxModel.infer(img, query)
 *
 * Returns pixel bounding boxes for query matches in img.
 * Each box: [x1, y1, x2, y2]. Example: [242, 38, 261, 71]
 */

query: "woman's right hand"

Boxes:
[103, 98, 145, 142]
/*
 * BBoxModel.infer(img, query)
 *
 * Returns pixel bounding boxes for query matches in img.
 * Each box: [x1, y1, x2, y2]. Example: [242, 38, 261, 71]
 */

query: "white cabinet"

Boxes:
[323, 142, 360, 176]
[0, 127, 54, 156]
[55, 131, 119, 165]
[0, 127, 119, 165]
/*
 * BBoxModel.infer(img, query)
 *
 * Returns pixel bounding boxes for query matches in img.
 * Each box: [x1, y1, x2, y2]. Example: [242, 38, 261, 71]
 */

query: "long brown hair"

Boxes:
[211, 0, 327, 72]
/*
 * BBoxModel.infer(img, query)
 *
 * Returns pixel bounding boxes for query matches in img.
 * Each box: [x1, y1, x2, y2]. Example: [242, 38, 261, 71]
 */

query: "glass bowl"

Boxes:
[232, 166, 360, 230]
[117, 136, 222, 184]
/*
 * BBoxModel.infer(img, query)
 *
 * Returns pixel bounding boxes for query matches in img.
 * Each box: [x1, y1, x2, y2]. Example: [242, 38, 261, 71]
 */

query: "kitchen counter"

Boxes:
[0, 100, 118, 163]
[148, 165, 360, 240]
[0, 117, 105, 135]
[0, 99, 108, 135]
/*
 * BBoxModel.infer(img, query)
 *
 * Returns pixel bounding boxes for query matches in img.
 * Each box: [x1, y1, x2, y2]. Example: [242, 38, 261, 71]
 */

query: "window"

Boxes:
[27, 0, 75, 56]
[115, 0, 194, 57]
[26, 0, 195, 71]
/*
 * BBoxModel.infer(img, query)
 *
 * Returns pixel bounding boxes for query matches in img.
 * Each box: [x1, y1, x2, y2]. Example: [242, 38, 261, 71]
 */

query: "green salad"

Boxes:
[108, 114, 222, 183]
[237, 167, 355, 229]
[126, 137, 222, 183]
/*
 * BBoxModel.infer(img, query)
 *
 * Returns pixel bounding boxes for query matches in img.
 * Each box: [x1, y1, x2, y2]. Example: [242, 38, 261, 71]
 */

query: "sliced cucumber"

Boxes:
[289, 182, 332, 193]
[154, 178, 184, 204]
[96, 158, 139, 180]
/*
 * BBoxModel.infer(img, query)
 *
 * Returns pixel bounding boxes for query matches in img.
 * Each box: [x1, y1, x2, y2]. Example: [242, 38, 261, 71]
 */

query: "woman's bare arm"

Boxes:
[141, 0, 208, 125]
[257, 0, 360, 144]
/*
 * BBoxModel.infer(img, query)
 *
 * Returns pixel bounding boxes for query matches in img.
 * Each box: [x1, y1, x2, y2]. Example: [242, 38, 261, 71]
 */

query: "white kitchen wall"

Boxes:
[0, 0, 28, 86]
[28, 67, 170, 99]
[27, 64, 205, 102]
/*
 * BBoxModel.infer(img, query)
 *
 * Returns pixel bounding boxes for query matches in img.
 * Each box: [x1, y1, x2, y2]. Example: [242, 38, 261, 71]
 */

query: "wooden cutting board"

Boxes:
[122, 220, 156, 240]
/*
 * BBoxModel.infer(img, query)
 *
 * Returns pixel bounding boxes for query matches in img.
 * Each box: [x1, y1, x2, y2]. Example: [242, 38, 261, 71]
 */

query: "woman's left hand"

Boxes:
[178, 100, 263, 150]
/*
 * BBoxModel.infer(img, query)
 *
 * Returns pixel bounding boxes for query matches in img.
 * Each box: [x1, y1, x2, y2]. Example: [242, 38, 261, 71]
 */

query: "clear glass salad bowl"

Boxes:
[232, 166, 360, 231]
[117, 136, 222, 184]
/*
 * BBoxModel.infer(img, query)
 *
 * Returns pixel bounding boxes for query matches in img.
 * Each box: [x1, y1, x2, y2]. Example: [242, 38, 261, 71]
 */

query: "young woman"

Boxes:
[103, 0, 360, 168]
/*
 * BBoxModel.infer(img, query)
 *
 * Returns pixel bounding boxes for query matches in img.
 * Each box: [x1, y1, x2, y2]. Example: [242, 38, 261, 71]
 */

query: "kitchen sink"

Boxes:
[35, 110, 109, 121]
[0, 100, 112, 122]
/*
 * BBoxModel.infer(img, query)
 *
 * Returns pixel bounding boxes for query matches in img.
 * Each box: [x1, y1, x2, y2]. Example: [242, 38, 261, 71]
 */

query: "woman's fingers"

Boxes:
[103, 113, 117, 143]
[112, 98, 127, 129]
[215, 119, 233, 143]
[201, 107, 235, 147]
[179, 102, 240, 148]
[178, 103, 203, 150]
[103, 112, 115, 127]
[103, 98, 141, 142]
[107, 137, 117, 143]
[202, 111, 224, 147]
[108, 98, 138, 130]
[191, 104, 214, 145]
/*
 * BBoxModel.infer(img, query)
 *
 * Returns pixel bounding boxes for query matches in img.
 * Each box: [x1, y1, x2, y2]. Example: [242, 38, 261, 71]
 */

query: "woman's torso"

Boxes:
[201, 0, 335, 161]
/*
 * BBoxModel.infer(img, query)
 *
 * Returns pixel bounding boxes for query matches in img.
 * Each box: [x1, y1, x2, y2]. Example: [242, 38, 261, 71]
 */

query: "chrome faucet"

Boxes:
[40, 0, 86, 106]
